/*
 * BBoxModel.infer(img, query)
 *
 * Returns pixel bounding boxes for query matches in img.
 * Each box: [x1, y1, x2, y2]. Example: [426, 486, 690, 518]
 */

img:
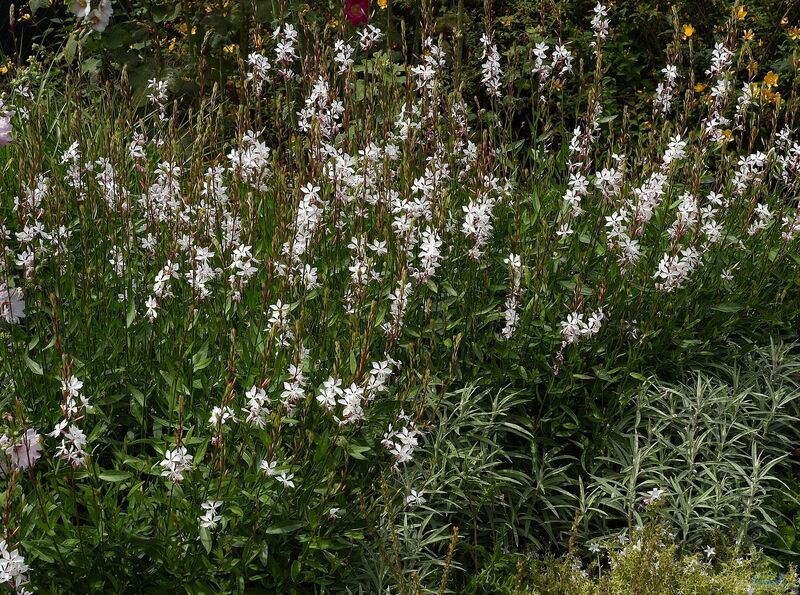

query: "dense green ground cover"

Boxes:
[1, 0, 800, 592]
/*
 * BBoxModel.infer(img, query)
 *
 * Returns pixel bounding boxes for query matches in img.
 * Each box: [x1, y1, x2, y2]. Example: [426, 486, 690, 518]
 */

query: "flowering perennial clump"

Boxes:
[0, 3, 798, 592]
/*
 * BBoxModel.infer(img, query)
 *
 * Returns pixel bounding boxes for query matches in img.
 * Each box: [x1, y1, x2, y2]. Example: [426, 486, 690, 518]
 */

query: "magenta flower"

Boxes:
[344, 0, 369, 26]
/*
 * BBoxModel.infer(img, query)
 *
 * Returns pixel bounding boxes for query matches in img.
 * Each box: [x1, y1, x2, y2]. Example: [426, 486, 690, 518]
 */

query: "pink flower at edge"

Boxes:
[0, 116, 12, 146]
[344, 0, 369, 26]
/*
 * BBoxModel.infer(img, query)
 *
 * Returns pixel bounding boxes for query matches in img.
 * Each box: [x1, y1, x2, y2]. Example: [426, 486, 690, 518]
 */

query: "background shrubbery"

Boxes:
[1, 0, 800, 593]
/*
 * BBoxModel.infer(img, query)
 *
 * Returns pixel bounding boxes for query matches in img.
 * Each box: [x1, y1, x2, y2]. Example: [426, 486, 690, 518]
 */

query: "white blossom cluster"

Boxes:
[0, 539, 30, 595]
[501, 253, 523, 340]
[560, 309, 605, 346]
[654, 61, 679, 116]
[160, 445, 193, 484]
[273, 24, 299, 80]
[702, 42, 736, 142]
[532, 41, 574, 85]
[49, 375, 91, 468]
[590, 3, 610, 50]
[382, 411, 421, 468]
[480, 33, 503, 99]
[68, 0, 113, 32]
[147, 78, 169, 122]
[0, 428, 42, 472]
[246, 52, 271, 96]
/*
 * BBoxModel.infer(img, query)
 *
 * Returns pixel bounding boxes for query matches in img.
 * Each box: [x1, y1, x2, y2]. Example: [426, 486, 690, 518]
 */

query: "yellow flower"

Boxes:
[762, 87, 781, 105]
[328, 17, 339, 28]
[223, 44, 237, 54]
[0, 62, 9, 75]
[781, 16, 789, 27]
[764, 71, 778, 88]
[178, 22, 188, 35]
[499, 15, 513, 27]
[789, 26, 800, 41]
[742, 29, 754, 42]
[694, 82, 707, 93]
[377, 0, 388, 8]
[721, 129, 733, 142]
[734, 5, 747, 21]
[20, 13, 31, 22]
[682, 24, 694, 39]
[168, 38, 177, 52]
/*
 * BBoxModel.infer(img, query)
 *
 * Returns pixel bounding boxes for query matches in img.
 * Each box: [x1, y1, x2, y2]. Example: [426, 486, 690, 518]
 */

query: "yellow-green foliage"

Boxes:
[488, 525, 798, 595]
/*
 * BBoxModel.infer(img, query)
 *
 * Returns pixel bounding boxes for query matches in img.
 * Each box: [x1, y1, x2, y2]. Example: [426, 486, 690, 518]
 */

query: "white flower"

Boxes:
[316, 377, 342, 412]
[69, 0, 92, 19]
[0, 538, 29, 589]
[333, 40, 354, 74]
[358, 25, 383, 51]
[382, 420, 421, 465]
[260, 460, 277, 476]
[590, 2, 610, 45]
[644, 487, 664, 506]
[88, 0, 113, 32]
[48, 419, 69, 439]
[246, 52, 271, 95]
[0, 116, 12, 146]
[160, 445, 193, 483]
[338, 383, 365, 425]
[479, 33, 503, 98]
[406, 489, 426, 507]
[243, 386, 270, 427]
[663, 135, 687, 165]
[703, 545, 715, 559]
[198, 500, 223, 530]
[62, 375, 84, 398]
[277, 471, 295, 488]
[145, 296, 159, 322]
[0, 284, 25, 324]
[4, 429, 42, 470]
[209, 405, 236, 429]
[55, 424, 89, 468]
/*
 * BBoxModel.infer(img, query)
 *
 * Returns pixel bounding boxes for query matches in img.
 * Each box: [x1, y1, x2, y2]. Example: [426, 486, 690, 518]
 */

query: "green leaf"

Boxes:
[29, 0, 49, 14]
[130, 386, 145, 425]
[24, 355, 43, 376]
[346, 443, 371, 460]
[264, 520, 305, 535]
[126, 301, 136, 327]
[99, 471, 132, 482]
[711, 303, 743, 313]
[199, 526, 212, 554]
[192, 343, 211, 372]
[64, 33, 79, 65]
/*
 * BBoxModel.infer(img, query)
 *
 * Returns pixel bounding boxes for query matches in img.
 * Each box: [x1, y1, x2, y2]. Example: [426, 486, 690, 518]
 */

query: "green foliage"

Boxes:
[0, 0, 799, 591]
[466, 524, 798, 594]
